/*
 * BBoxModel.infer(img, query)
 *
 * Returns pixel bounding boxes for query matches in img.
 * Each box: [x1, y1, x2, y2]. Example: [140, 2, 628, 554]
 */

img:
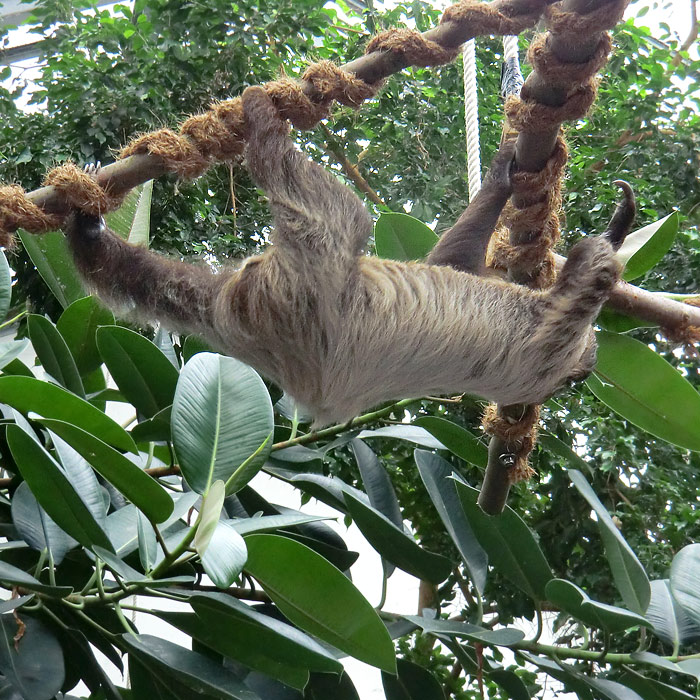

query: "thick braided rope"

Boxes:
[0, 0, 552, 245]
[482, 0, 629, 484]
[487, 0, 627, 289]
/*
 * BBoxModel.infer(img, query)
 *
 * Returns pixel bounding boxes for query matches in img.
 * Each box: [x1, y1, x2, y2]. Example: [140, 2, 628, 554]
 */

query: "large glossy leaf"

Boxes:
[618, 670, 696, 700]
[229, 514, 330, 536]
[670, 544, 700, 628]
[414, 417, 487, 467]
[351, 439, 402, 528]
[587, 331, 700, 451]
[617, 211, 678, 281]
[172, 353, 273, 494]
[56, 296, 115, 375]
[105, 180, 153, 246]
[161, 593, 340, 689]
[0, 616, 64, 700]
[27, 314, 85, 396]
[0, 375, 137, 452]
[290, 473, 370, 513]
[382, 658, 446, 700]
[404, 616, 524, 646]
[351, 438, 401, 577]
[96, 326, 179, 418]
[455, 481, 552, 601]
[545, 579, 651, 633]
[414, 450, 487, 594]
[194, 480, 226, 553]
[244, 534, 395, 672]
[11, 482, 77, 564]
[38, 418, 173, 523]
[646, 579, 700, 648]
[6, 425, 114, 552]
[374, 212, 438, 260]
[52, 432, 107, 525]
[159, 610, 309, 690]
[358, 425, 446, 449]
[568, 469, 650, 613]
[0, 250, 11, 321]
[200, 520, 248, 588]
[18, 230, 85, 309]
[344, 491, 452, 583]
[0, 340, 31, 373]
[123, 634, 260, 700]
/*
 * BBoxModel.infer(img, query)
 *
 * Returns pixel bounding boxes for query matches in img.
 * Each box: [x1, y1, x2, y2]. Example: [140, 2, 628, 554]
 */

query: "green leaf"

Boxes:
[52, 432, 107, 525]
[131, 405, 172, 443]
[374, 212, 438, 260]
[37, 418, 174, 523]
[105, 180, 153, 246]
[587, 331, 700, 452]
[230, 514, 330, 536]
[617, 211, 678, 281]
[539, 433, 594, 476]
[244, 534, 395, 672]
[27, 314, 85, 396]
[489, 670, 531, 700]
[350, 438, 401, 577]
[382, 658, 446, 700]
[0, 250, 11, 321]
[0, 375, 137, 452]
[56, 296, 114, 375]
[172, 353, 273, 494]
[11, 482, 78, 564]
[670, 544, 700, 628]
[351, 439, 402, 528]
[7, 424, 114, 552]
[19, 230, 86, 309]
[404, 616, 524, 646]
[618, 670, 696, 700]
[646, 579, 700, 647]
[545, 579, 651, 633]
[0, 340, 31, 373]
[455, 481, 552, 601]
[0, 560, 72, 597]
[123, 634, 260, 700]
[358, 425, 445, 449]
[344, 491, 452, 584]
[158, 611, 309, 691]
[194, 479, 226, 553]
[414, 450, 487, 594]
[162, 592, 340, 688]
[414, 416, 487, 467]
[200, 521, 247, 589]
[97, 326, 179, 418]
[568, 469, 650, 613]
[0, 616, 65, 700]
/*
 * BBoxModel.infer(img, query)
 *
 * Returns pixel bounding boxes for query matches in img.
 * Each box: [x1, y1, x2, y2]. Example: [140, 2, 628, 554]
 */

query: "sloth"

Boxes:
[65, 86, 634, 427]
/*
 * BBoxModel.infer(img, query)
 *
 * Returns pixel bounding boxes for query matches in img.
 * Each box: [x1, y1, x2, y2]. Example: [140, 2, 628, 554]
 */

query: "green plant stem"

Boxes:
[149, 510, 202, 579]
[271, 398, 417, 451]
[0, 310, 27, 330]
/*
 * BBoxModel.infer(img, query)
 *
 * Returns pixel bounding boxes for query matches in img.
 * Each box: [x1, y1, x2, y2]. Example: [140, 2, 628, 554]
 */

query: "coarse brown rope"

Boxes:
[479, 0, 629, 494]
[0, 0, 555, 246]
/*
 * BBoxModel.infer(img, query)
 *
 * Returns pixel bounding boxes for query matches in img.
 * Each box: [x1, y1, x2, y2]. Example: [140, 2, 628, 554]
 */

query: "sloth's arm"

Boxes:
[64, 210, 227, 337]
[427, 139, 516, 275]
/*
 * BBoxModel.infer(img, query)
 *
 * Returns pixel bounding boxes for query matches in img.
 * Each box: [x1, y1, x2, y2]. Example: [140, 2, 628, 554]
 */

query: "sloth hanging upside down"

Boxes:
[65, 86, 635, 427]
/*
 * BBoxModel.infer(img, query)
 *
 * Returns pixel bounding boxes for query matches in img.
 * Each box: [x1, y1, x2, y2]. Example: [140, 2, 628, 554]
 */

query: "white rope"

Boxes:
[462, 39, 481, 200]
[503, 34, 519, 63]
